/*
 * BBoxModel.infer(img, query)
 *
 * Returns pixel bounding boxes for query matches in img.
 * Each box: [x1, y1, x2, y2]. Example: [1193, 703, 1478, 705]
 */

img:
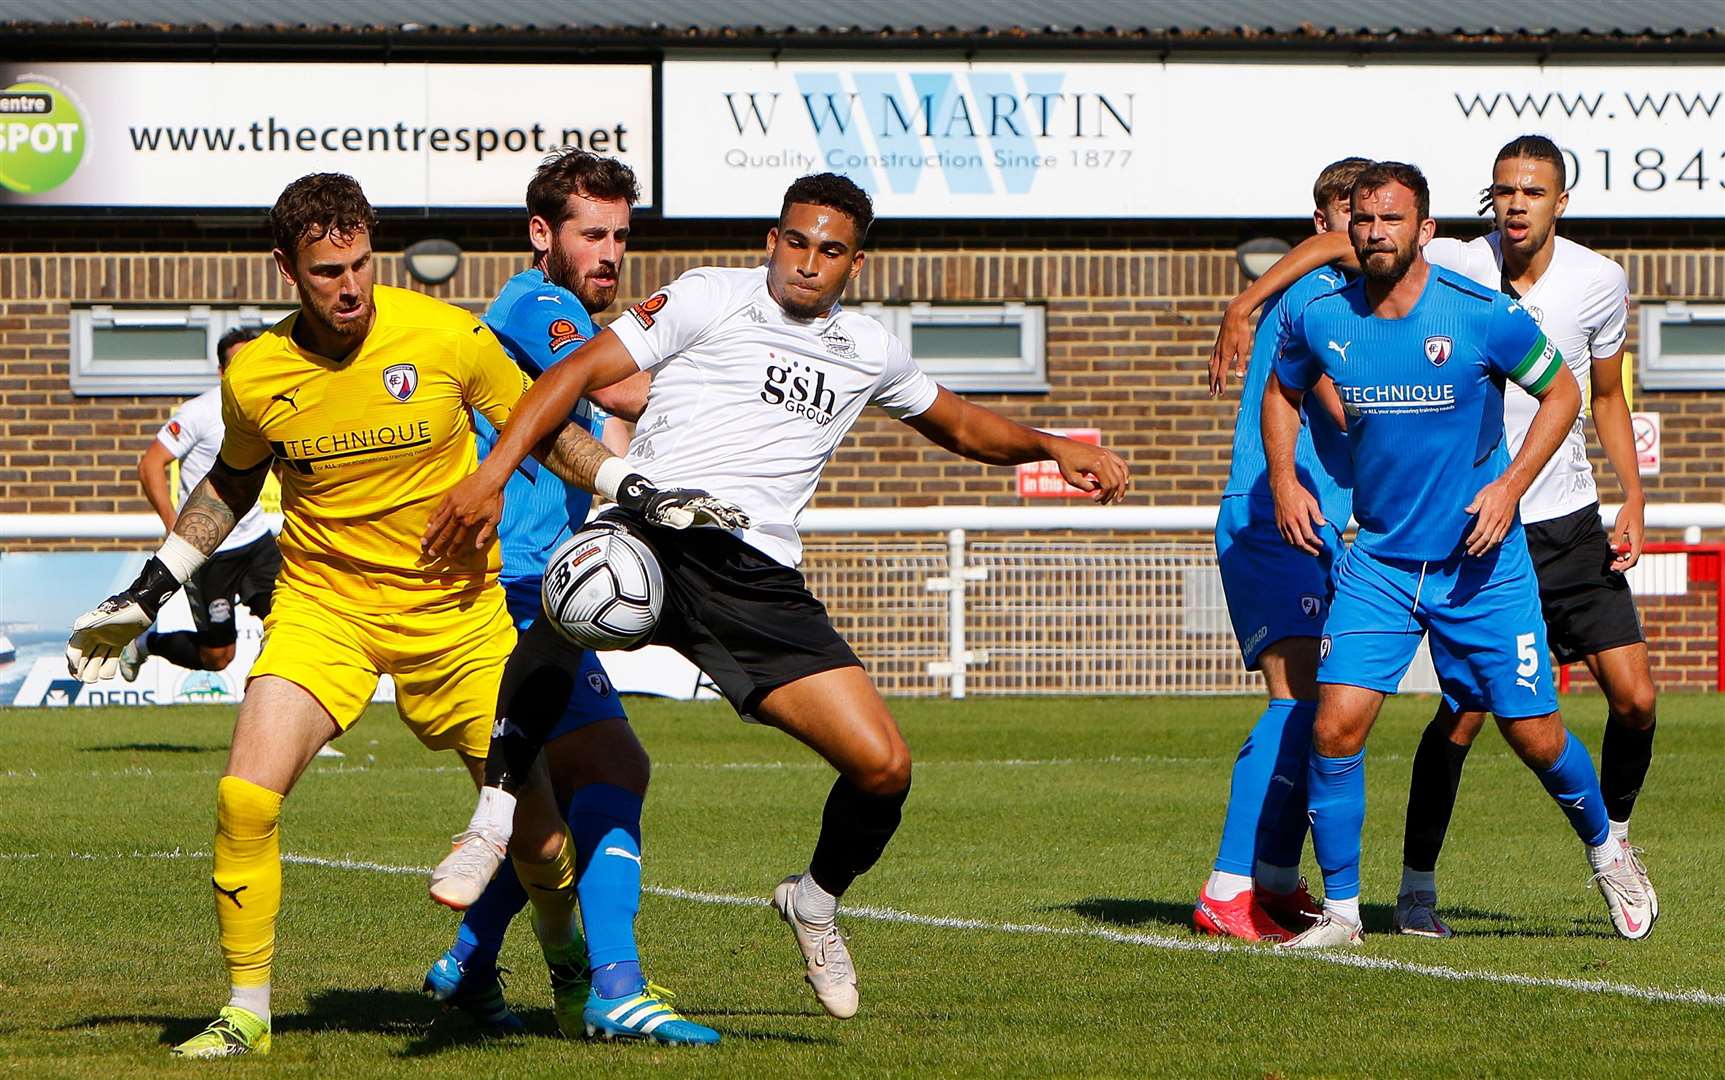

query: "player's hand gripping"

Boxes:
[1208, 302, 1255, 396]
[613, 473, 752, 530]
[1271, 478, 1327, 555]
[1610, 494, 1646, 572]
[1464, 475, 1522, 556]
[1049, 438, 1130, 504]
[65, 557, 180, 682]
[424, 471, 508, 557]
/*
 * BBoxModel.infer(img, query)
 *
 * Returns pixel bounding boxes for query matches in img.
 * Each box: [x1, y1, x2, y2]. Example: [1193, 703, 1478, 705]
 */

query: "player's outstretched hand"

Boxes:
[1464, 477, 1521, 556]
[1208, 303, 1254, 397]
[1051, 439, 1130, 505]
[1271, 479, 1326, 555]
[617, 478, 751, 531]
[423, 473, 506, 557]
[1610, 495, 1646, 572]
[66, 557, 179, 682]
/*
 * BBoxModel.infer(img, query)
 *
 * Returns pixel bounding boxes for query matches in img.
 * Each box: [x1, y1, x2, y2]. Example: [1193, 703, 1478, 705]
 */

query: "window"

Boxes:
[70, 305, 291, 396]
[862, 302, 1048, 393]
[1639, 302, 1725, 391]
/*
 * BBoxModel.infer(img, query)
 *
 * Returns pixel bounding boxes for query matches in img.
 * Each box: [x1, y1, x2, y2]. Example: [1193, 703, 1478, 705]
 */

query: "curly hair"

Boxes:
[779, 172, 874, 243]
[269, 173, 378, 255]
[527, 148, 640, 228]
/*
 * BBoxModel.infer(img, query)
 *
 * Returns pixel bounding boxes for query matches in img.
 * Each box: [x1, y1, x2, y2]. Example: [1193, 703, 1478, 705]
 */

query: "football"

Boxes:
[541, 525, 665, 651]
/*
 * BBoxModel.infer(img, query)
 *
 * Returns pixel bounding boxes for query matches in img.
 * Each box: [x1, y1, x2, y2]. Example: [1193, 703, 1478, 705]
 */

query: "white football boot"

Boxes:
[1392, 891, 1454, 938]
[118, 637, 147, 682]
[428, 827, 509, 911]
[1278, 912, 1365, 950]
[772, 875, 859, 1018]
[1591, 847, 1656, 940]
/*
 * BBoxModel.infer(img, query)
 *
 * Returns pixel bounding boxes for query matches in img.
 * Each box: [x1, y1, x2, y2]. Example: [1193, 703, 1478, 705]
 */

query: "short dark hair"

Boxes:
[269, 172, 377, 256]
[1495, 134, 1567, 190]
[526, 148, 640, 229]
[1353, 161, 1431, 220]
[779, 173, 874, 244]
[1313, 157, 1372, 210]
[216, 326, 260, 368]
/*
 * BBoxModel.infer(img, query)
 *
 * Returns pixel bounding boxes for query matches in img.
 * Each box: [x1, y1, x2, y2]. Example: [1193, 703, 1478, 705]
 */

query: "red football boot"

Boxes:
[1193, 887, 1290, 943]
[1256, 878, 1323, 935]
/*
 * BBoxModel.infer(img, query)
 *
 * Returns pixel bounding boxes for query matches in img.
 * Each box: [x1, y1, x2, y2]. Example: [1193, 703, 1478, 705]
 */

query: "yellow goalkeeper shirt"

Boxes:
[219, 284, 531, 611]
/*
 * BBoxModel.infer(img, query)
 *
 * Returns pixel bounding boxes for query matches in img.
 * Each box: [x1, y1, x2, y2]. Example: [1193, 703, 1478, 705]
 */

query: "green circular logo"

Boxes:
[0, 78, 87, 194]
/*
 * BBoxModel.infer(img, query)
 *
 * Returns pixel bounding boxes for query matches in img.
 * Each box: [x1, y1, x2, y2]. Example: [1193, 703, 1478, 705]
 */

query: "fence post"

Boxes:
[925, 527, 988, 698]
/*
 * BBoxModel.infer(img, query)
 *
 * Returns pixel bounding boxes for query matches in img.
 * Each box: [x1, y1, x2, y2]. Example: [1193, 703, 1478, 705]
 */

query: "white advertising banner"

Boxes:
[0, 62, 654, 209]
[662, 60, 1725, 219]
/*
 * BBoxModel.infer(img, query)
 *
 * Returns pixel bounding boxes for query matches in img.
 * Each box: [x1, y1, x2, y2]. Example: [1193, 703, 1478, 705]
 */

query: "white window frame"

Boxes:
[70, 305, 291, 396]
[1639, 301, 1725, 391]
[861, 302, 1048, 394]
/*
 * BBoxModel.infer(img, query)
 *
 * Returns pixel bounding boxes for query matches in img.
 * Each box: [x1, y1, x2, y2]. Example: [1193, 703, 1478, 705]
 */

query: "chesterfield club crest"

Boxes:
[382, 362, 418, 401]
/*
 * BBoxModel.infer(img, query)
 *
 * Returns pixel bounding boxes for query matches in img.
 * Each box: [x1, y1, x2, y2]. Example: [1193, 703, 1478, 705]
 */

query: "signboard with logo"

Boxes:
[662, 60, 1724, 218]
[1633, 411, 1661, 475]
[1017, 428, 1102, 498]
[0, 63, 654, 209]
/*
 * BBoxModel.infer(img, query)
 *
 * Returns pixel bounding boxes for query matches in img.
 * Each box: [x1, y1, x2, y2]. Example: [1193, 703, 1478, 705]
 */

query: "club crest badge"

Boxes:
[383, 363, 418, 401]
[1424, 336, 1453, 366]
[1300, 594, 1323, 619]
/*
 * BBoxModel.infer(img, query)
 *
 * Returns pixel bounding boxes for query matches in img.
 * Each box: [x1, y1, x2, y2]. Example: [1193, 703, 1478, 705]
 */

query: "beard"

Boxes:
[299, 286, 371, 345]
[545, 244, 616, 316]
[1360, 240, 1417, 284]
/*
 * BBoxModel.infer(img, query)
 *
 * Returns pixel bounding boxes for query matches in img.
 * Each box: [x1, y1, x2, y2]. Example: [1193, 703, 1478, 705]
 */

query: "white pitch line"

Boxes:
[26, 848, 1721, 1009]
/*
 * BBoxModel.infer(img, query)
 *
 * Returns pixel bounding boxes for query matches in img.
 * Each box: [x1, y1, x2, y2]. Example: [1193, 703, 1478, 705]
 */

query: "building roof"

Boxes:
[3, 0, 1721, 50]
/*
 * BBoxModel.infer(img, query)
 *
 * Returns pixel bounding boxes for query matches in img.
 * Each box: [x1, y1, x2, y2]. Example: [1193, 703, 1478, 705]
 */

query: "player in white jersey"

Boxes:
[424, 172, 1129, 1019]
[124, 326, 282, 679]
[1211, 136, 1658, 939]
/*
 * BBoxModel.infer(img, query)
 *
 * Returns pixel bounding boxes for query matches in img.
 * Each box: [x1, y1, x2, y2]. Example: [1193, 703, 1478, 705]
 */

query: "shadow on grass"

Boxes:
[1058, 897, 1550, 939]
[80, 742, 225, 754]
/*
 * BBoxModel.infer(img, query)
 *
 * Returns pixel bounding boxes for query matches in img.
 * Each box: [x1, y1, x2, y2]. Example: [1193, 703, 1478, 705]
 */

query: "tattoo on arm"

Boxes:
[174, 458, 268, 556]
[535, 419, 615, 493]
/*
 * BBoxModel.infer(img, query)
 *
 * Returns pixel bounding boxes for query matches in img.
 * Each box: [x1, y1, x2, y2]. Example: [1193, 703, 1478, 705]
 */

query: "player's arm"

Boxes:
[1466, 313, 1582, 556]
[902, 388, 1129, 504]
[1263, 374, 1327, 555]
[1308, 376, 1348, 431]
[137, 440, 178, 533]
[1210, 231, 1354, 394]
[1587, 347, 1643, 570]
[588, 371, 650, 424]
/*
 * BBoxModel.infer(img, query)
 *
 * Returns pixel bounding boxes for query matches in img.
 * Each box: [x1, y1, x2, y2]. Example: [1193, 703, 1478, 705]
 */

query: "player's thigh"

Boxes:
[1215, 496, 1335, 683]
[390, 591, 517, 760]
[1426, 546, 1557, 722]
[226, 674, 341, 795]
[754, 666, 910, 796]
[1317, 547, 1425, 700]
[547, 718, 649, 801]
[1584, 641, 1657, 725]
[1531, 506, 1645, 668]
[248, 587, 383, 743]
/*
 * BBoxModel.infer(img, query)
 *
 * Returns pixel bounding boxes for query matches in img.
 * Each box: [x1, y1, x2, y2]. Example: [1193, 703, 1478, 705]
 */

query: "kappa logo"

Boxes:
[547, 317, 585, 353]
[1326, 340, 1351, 364]
[1300, 594, 1323, 619]
[743, 304, 768, 324]
[820, 327, 858, 359]
[1424, 335, 1453, 366]
[382, 363, 418, 402]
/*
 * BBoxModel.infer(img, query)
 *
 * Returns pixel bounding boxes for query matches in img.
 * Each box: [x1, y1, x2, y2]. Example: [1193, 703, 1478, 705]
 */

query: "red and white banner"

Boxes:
[1017, 428, 1101, 498]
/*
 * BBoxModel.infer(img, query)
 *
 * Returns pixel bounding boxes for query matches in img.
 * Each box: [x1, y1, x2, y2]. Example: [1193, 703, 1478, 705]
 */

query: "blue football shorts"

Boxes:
[1215, 494, 1343, 669]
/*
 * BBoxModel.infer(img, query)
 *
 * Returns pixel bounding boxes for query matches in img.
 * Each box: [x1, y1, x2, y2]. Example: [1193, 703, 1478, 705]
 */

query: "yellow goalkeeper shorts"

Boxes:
[249, 584, 515, 759]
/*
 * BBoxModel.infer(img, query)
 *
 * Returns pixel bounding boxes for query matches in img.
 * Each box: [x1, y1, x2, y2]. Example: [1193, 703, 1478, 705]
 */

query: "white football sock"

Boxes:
[1609, 819, 1630, 844]
[1254, 861, 1300, 896]
[1206, 870, 1254, 901]
[793, 872, 838, 929]
[1323, 896, 1361, 925]
[228, 982, 270, 1023]
[468, 786, 517, 838]
[1400, 867, 1437, 896]
[1587, 834, 1625, 872]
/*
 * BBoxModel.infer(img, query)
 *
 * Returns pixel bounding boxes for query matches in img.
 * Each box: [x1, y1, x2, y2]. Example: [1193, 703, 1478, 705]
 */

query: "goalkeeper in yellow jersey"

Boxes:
[63, 173, 743, 1058]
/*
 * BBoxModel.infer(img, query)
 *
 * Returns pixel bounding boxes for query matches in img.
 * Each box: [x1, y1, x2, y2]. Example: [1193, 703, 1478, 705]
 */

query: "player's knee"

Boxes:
[1500, 713, 1566, 770]
[1609, 683, 1658, 729]
[853, 742, 912, 797]
[199, 645, 237, 671]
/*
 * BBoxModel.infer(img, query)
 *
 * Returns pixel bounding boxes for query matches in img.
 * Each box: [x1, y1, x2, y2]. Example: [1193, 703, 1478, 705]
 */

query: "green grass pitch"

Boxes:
[2, 693, 1721, 1078]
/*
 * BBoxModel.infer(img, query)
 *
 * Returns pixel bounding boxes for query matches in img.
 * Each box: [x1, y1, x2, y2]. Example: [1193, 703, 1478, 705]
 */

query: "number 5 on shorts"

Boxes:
[1516, 632, 1539, 678]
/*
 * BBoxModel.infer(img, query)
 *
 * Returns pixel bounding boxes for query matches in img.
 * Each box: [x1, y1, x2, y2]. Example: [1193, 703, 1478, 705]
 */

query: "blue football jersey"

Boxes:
[1275, 266, 1561, 561]
[1224, 265, 1354, 526]
[480, 269, 606, 587]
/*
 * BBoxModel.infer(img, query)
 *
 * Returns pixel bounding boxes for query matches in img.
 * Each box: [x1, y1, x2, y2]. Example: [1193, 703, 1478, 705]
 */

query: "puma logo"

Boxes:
[1517, 675, 1541, 694]
[603, 845, 643, 864]
[1560, 795, 1586, 811]
[1326, 340, 1351, 364]
[271, 388, 301, 411]
[212, 879, 248, 907]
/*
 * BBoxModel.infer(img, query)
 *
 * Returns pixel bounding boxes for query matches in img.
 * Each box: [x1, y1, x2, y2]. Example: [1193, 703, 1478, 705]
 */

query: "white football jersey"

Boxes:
[155, 387, 271, 552]
[608, 265, 940, 566]
[1424, 234, 1629, 524]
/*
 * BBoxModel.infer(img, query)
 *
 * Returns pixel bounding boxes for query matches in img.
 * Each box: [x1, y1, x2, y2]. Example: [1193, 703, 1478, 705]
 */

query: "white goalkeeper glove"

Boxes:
[599, 460, 751, 531]
[66, 538, 201, 683]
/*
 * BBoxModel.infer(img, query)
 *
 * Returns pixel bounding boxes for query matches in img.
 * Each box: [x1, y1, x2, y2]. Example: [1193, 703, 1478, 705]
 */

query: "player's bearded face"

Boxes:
[766, 203, 865, 319]
[1350, 185, 1424, 283]
[1490, 156, 1566, 258]
[542, 195, 631, 316]
[288, 227, 375, 345]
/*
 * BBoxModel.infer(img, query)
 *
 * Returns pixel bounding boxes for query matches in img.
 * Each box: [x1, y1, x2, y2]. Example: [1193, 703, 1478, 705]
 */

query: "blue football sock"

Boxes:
[452, 859, 528, 972]
[568, 783, 645, 991]
[1307, 748, 1367, 902]
[1212, 699, 1304, 878]
[1535, 731, 1610, 847]
[1256, 700, 1318, 870]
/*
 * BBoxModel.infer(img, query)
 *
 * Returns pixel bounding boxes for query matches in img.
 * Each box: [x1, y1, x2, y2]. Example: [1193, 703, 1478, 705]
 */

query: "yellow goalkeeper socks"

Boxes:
[513, 830, 580, 954]
[213, 775, 284, 1017]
